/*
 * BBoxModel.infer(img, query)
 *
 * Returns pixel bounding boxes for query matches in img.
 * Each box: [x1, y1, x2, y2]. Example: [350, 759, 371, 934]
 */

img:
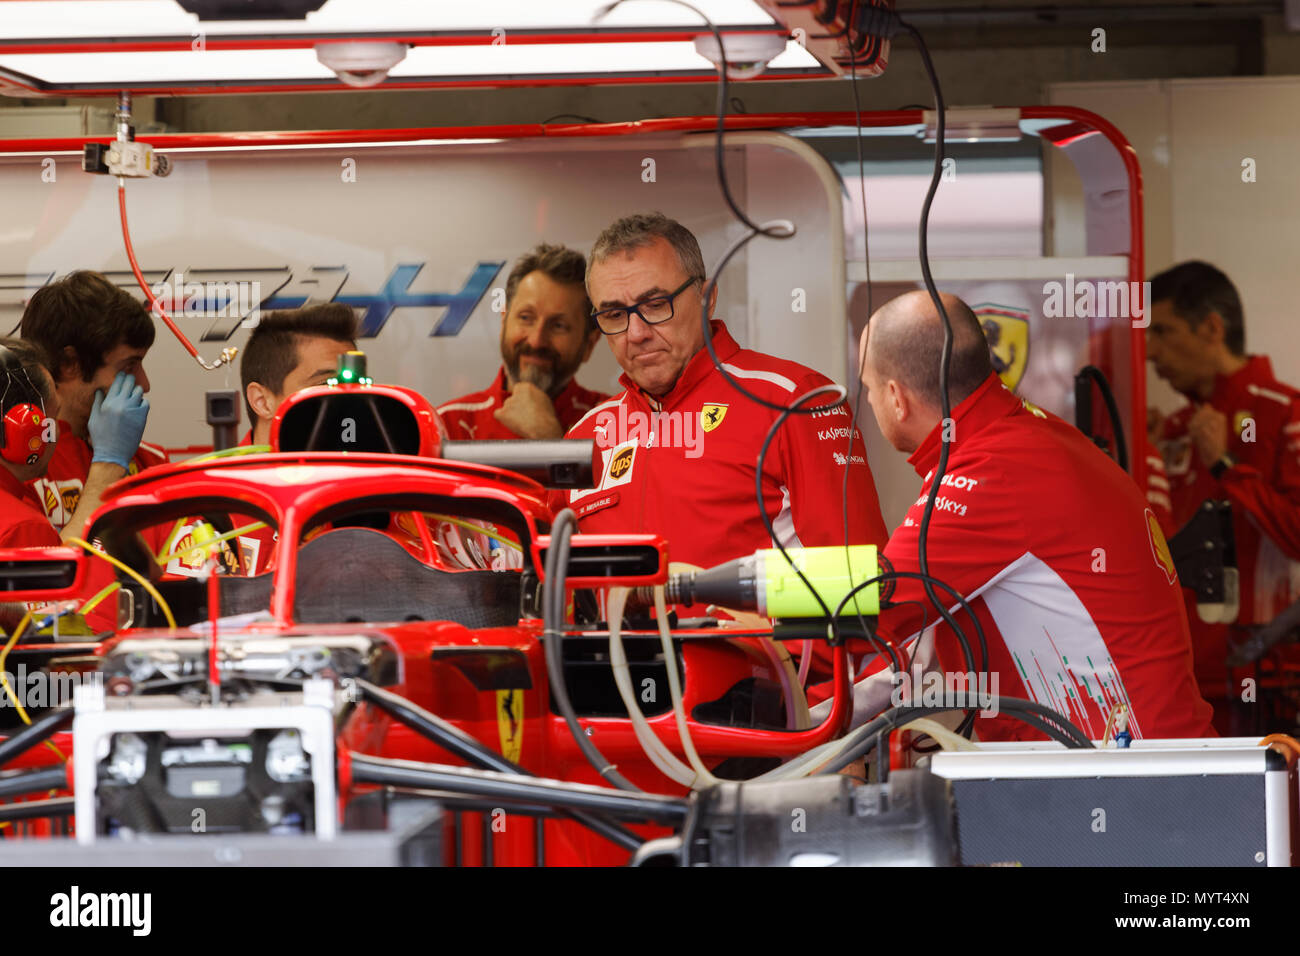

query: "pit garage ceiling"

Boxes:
[0, 0, 843, 95]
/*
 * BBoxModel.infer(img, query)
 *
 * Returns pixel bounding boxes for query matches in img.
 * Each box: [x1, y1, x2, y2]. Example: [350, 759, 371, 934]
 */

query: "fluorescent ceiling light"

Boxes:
[0, 0, 778, 40]
[0, 40, 819, 86]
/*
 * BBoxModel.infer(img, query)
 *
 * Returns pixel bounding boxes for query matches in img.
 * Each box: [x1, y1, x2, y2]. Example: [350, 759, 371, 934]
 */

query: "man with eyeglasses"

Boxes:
[439, 243, 609, 440]
[558, 211, 888, 573]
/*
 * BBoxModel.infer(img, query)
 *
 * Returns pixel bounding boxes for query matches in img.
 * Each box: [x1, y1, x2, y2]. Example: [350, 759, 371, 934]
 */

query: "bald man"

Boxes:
[817, 290, 1214, 742]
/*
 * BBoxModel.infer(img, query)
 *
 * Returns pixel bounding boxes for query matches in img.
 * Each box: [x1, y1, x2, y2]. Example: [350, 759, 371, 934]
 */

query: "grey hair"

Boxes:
[587, 212, 707, 287]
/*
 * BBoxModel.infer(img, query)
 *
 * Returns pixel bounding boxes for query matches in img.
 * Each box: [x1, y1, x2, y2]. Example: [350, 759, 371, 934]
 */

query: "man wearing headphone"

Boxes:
[0, 338, 63, 548]
[0, 336, 149, 552]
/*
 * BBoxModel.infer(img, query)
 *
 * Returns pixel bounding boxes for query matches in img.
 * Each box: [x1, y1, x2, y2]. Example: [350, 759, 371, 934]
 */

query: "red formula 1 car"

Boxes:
[0, 365, 889, 867]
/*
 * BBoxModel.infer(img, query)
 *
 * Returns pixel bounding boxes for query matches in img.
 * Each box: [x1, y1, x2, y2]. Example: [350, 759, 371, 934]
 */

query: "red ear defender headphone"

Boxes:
[0, 345, 50, 466]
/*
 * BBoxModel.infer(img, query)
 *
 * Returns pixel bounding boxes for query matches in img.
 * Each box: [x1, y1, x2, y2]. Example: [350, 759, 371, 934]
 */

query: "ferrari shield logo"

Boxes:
[700, 404, 728, 433]
[973, 303, 1030, 392]
[496, 689, 523, 764]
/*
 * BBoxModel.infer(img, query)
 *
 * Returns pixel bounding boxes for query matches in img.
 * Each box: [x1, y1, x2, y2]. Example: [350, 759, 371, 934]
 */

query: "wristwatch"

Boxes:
[1209, 453, 1236, 480]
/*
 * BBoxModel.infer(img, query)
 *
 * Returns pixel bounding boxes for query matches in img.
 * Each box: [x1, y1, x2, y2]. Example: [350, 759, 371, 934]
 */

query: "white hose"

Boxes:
[654, 585, 719, 787]
[897, 717, 979, 752]
[607, 586, 697, 787]
[797, 638, 813, 686]
[754, 736, 847, 781]
[759, 636, 811, 730]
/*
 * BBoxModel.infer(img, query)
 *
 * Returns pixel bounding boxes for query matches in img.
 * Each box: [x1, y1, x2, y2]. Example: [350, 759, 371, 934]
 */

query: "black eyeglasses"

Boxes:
[591, 276, 703, 335]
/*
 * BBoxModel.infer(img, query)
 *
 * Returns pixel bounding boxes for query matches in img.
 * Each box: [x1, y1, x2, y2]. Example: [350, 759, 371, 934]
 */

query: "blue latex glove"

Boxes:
[89, 372, 149, 469]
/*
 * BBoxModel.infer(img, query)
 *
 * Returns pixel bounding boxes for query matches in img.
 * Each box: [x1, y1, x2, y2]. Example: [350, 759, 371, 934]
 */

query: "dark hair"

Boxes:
[1149, 260, 1244, 356]
[873, 295, 993, 408]
[0, 336, 52, 412]
[589, 212, 707, 289]
[240, 304, 360, 422]
[505, 243, 593, 330]
[20, 270, 155, 382]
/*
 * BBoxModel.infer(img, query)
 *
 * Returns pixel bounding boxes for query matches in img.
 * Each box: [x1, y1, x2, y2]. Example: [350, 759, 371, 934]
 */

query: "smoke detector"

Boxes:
[314, 42, 408, 88]
[693, 32, 788, 80]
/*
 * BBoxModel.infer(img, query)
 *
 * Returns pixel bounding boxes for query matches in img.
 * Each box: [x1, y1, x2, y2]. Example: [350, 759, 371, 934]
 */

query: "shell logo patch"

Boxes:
[1146, 508, 1177, 585]
[700, 403, 728, 433]
[1233, 411, 1251, 437]
[974, 303, 1030, 392]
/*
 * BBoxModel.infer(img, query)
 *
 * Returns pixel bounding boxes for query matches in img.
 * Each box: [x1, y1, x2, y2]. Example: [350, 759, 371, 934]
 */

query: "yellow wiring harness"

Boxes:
[67, 537, 176, 632]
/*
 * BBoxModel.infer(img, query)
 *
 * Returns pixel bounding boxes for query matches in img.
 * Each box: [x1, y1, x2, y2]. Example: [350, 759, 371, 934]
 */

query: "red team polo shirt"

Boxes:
[814, 373, 1214, 742]
[556, 322, 889, 567]
[437, 367, 608, 440]
[0, 466, 61, 548]
[1157, 355, 1300, 699]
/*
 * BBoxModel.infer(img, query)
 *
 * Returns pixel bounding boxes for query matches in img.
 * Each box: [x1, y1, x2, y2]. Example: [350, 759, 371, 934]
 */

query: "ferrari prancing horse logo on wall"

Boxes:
[974, 302, 1030, 392]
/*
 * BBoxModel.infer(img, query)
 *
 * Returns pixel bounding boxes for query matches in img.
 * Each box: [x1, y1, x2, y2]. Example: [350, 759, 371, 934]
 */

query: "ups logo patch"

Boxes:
[609, 446, 635, 481]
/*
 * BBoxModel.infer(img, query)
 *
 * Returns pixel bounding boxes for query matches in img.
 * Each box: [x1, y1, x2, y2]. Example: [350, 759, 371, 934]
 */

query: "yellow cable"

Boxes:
[0, 611, 34, 724]
[68, 537, 176, 632]
[155, 518, 188, 566]
[0, 611, 66, 761]
[79, 581, 121, 616]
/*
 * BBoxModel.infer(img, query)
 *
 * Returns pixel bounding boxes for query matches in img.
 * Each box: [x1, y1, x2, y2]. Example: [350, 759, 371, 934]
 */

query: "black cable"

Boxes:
[0, 763, 66, 799]
[356, 678, 521, 775]
[0, 795, 73, 823]
[832, 569, 984, 681]
[350, 753, 687, 825]
[827, 562, 988, 740]
[814, 695, 1093, 775]
[0, 706, 72, 768]
[848, 14, 988, 735]
[753, 382, 903, 679]
[753, 384, 845, 633]
[860, 597, 927, 677]
[898, 19, 975, 672]
[543, 508, 640, 792]
[353, 677, 642, 852]
[541, 113, 604, 125]
[1076, 365, 1129, 472]
[870, 560, 991, 736]
[842, 3, 878, 659]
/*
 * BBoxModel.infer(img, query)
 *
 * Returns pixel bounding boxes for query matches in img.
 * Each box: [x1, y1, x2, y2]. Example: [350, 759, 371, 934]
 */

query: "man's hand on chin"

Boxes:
[1188, 403, 1230, 466]
[494, 381, 565, 439]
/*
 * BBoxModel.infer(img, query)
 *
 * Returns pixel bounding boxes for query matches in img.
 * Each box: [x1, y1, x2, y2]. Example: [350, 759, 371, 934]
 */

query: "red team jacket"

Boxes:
[556, 322, 888, 567]
[437, 367, 608, 440]
[815, 373, 1213, 741]
[0, 467, 61, 548]
[1157, 355, 1300, 696]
